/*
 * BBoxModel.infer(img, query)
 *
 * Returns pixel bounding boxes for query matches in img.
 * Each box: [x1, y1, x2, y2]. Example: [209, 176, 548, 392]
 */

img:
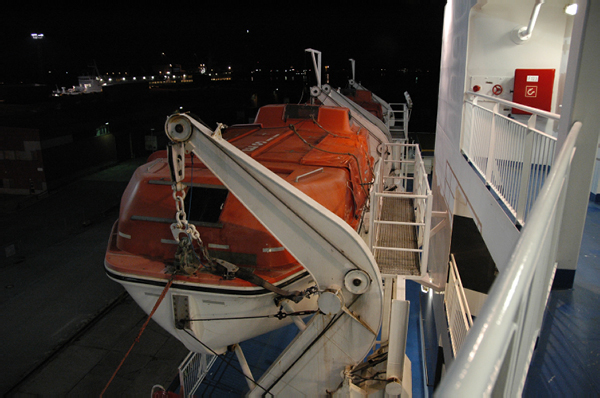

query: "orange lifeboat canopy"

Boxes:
[106, 103, 373, 286]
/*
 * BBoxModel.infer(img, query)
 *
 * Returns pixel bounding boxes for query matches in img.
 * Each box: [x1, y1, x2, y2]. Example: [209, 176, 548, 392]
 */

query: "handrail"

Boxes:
[465, 91, 560, 120]
[436, 121, 581, 397]
[445, 254, 473, 357]
[384, 102, 409, 140]
[462, 92, 560, 225]
[468, 101, 558, 140]
[179, 351, 218, 397]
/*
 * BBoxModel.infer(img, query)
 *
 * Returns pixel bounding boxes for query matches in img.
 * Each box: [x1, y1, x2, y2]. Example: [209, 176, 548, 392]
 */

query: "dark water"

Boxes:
[1, 69, 439, 163]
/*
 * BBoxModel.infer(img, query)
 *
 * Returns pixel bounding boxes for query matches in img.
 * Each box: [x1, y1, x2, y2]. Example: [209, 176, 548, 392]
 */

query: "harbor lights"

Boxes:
[31, 33, 45, 81]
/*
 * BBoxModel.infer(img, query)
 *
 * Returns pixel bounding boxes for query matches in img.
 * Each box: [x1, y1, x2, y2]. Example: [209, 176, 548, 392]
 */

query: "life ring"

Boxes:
[492, 84, 503, 95]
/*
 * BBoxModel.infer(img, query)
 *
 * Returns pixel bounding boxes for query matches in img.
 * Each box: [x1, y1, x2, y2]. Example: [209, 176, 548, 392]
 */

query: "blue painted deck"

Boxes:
[524, 200, 600, 397]
[194, 322, 300, 397]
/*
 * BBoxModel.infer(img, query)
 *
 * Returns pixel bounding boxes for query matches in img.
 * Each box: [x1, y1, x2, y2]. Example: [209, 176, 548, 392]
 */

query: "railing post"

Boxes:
[369, 145, 388, 251]
[484, 102, 500, 184]
[462, 96, 476, 157]
[400, 144, 407, 191]
[516, 114, 537, 224]
[369, 175, 378, 251]
[403, 103, 409, 135]
[469, 97, 478, 157]
[421, 192, 433, 276]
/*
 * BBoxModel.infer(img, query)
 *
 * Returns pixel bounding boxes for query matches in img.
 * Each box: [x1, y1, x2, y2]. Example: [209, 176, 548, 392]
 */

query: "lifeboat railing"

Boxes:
[461, 92, 560, 226]
[388, 102, 410, 142]
[369, 142, 432, 277]
[436, 122, 581, 397]
[444, 254, 473, 357]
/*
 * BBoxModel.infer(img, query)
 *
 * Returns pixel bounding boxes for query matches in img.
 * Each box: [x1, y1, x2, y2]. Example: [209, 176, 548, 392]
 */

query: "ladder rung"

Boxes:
[374, 220, 425, 226]
[373, 246, 423, 253]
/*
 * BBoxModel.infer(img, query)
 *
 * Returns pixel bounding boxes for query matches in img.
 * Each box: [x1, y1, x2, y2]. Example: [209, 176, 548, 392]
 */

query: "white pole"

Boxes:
[305, 48, 322, 88]
[281, 301, 307, 331]
[233, 344, 256, 390]
[386, 299, 410, 395]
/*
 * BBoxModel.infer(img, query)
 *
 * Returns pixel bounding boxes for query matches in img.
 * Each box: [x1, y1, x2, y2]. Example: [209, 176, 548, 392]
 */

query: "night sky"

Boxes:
[1, 1, 446, 85]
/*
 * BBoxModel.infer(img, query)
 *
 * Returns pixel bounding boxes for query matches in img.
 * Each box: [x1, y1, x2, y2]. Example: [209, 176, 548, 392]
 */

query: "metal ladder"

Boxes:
[369, 142, 432, 277]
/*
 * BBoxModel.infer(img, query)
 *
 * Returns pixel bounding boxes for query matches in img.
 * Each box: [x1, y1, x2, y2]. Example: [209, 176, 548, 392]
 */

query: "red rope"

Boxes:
[100, 277, 174, 397]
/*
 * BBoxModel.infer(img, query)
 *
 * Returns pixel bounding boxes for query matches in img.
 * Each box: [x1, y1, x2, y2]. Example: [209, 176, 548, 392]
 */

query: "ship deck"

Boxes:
[523, 200, 600, 396]
[1, 161, 598, 397]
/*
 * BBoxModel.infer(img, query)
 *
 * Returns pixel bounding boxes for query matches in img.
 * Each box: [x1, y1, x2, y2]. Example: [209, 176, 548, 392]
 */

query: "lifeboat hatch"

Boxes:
[184, 185, 229, 224]
[173, 294, 191, 330]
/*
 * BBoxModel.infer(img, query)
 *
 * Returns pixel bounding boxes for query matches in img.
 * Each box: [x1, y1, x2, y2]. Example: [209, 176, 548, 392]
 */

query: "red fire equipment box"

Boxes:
[512, 68, 555, 115]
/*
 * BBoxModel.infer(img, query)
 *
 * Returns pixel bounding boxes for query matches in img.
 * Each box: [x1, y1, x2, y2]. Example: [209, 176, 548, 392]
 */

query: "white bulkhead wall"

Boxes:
[466, 0, 574, 115]
[429, 0, 578, 289]
[429, 0, 598, 376]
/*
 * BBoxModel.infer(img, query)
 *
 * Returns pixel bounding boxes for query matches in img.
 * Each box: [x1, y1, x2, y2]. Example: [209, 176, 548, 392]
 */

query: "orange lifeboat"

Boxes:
[104, 103, 375, 353]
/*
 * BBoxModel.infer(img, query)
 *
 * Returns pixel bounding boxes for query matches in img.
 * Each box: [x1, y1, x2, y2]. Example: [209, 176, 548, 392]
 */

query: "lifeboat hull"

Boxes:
[104, 103, 375, 353]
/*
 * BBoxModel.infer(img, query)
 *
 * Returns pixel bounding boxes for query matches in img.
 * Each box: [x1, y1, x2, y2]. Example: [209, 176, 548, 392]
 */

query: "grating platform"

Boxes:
[390, 126, 406, 141]
[374, 196, 421, 276]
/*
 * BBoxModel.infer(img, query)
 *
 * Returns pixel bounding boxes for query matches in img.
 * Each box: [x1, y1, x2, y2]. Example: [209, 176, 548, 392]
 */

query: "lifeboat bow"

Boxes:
[164, 112, 384, 396]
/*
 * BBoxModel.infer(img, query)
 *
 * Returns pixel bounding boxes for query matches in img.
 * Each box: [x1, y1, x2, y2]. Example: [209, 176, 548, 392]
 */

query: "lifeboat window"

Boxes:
[284, 104, 319, 120]
[184, 186, 229, 224]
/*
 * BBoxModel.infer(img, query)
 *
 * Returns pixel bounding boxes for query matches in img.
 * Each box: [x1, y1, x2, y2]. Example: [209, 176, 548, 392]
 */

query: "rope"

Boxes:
[100, 277, 174, 397]
[289, 124, 371, 197]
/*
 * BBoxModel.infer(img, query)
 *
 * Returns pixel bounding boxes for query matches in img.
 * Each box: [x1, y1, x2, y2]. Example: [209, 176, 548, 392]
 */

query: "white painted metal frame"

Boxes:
[178, 351, 217, 398]
[369, 142, 433, 277]
[444, 254, 473, 357]
[462, 92, 560, 225]
[388, 102, 409, 140]
[164, 113, 383, 396]
[436, 122, 581, 397]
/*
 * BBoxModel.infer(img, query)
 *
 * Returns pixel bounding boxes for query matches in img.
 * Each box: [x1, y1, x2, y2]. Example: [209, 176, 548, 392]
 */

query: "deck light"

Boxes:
[565, 2, 577, 15]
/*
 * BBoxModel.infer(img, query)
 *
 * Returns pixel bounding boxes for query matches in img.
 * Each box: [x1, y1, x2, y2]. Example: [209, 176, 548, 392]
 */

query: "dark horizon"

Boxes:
[1, 2, 446, 86]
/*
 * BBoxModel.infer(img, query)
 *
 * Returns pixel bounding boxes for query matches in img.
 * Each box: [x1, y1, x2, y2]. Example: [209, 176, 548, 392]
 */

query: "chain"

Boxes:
[170, 184, 214, 271]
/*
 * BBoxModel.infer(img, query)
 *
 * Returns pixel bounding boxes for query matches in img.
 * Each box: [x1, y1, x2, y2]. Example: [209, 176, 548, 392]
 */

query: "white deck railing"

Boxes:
[462, 92, 560, 225]
[445, 254, 473, 357]
[369, 143, 433, 276]
[436, 121, 581, 397]
[178, 351, 218, 397]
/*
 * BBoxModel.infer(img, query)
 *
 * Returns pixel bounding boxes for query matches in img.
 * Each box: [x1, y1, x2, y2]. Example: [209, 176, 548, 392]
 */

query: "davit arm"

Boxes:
[164, 113, 383, 396]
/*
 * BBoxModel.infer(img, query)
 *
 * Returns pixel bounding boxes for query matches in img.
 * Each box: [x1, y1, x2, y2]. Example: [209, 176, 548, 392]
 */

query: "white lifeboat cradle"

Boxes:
[155, 49, 429, 397]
